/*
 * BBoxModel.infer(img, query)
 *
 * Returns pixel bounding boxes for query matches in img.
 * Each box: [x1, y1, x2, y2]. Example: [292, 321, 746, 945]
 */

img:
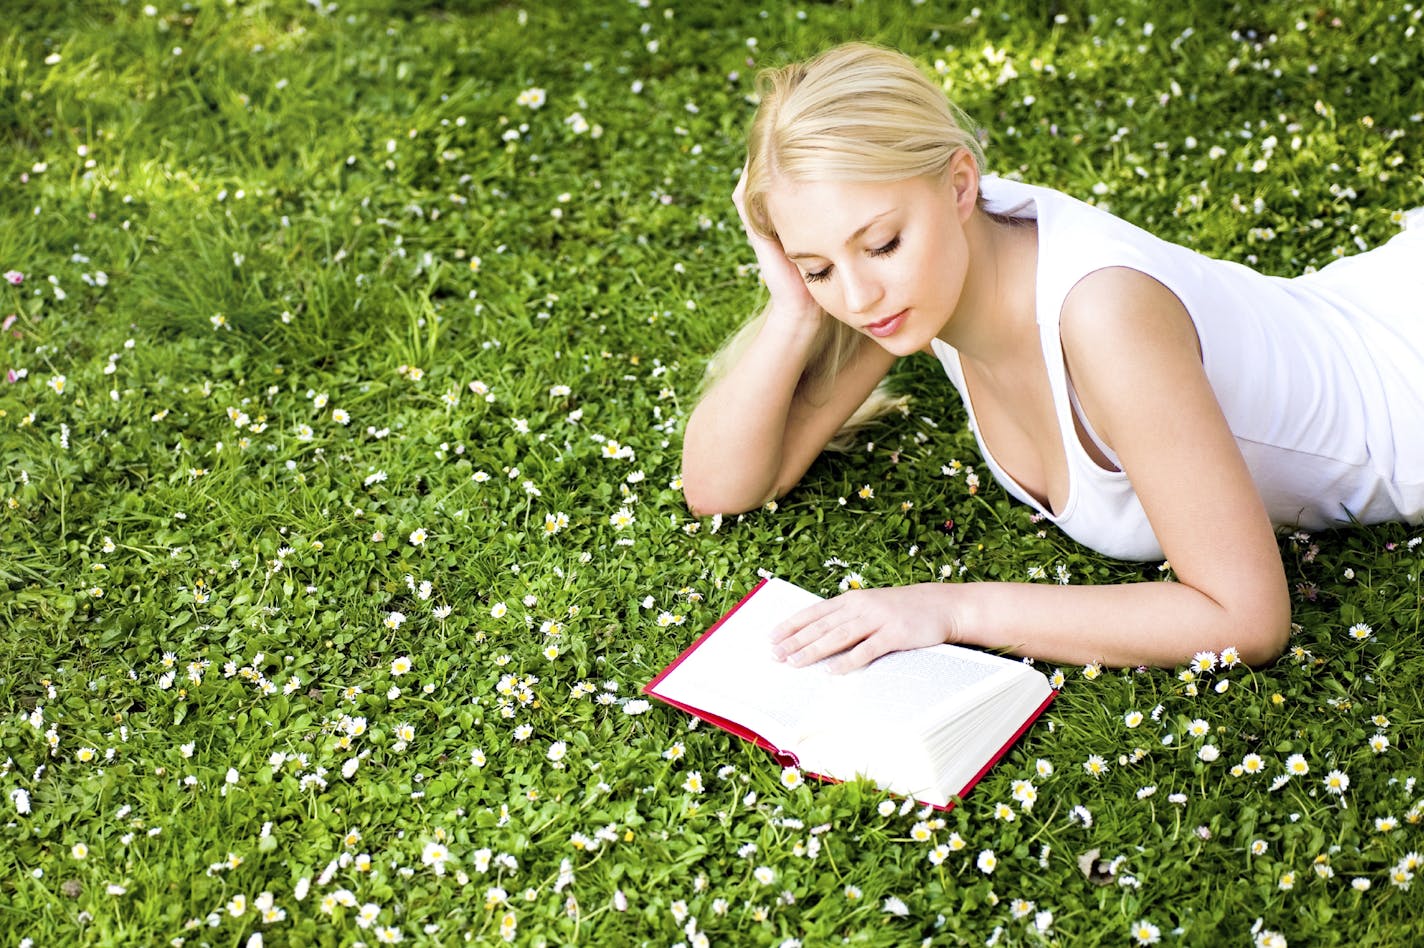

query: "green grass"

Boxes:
[2, 0, 1422, 944]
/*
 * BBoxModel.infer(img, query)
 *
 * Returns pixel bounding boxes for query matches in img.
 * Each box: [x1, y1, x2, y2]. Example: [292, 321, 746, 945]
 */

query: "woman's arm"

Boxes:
[682, 170, 897, 516]
[682, 320, 896, 516]
[768, 268, 1290, 669]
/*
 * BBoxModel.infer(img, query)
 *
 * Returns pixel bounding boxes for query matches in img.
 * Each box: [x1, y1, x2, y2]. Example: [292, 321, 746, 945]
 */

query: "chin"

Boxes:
[869, 335, 923, 358]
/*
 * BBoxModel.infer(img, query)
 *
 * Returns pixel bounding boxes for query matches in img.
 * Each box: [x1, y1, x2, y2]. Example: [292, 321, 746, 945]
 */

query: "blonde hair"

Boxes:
[701, 43, 989, 448]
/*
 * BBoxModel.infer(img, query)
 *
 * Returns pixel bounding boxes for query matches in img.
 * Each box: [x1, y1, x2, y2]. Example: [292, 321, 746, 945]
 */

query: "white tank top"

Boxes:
[930, 177, 1424, 561]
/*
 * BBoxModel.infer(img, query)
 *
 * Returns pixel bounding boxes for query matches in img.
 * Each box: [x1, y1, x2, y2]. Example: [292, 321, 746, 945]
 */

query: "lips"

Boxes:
[864, 310, 907, 338]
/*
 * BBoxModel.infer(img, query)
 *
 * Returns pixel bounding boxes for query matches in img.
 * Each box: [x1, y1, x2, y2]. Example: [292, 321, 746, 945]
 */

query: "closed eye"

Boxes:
[869, 235, 901, 258]
[802, 235, 901, 285]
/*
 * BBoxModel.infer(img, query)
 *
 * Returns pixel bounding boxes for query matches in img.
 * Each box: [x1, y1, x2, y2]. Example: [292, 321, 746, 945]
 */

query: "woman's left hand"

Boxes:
[768, 584, 961, 674]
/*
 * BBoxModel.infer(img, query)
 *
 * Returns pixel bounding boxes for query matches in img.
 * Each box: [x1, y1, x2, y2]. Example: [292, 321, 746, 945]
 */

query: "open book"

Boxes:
[644, 577, 1056, 809]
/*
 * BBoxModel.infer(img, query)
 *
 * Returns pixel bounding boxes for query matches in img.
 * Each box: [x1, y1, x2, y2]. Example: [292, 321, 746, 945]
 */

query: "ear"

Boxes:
[944, 148, 980, 223]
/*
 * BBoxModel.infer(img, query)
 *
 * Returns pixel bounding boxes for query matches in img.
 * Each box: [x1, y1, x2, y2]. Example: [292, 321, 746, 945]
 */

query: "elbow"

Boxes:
[683, 491, 767, 520]
[684, 493, 727, 519]
[681, 481, 751, 520]
[1236, 587, 1292, 667]
[681, 474, 778, 519]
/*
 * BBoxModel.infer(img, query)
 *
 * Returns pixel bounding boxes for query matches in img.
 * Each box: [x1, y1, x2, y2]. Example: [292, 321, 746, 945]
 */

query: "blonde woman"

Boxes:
[681, 42, 1424, 670]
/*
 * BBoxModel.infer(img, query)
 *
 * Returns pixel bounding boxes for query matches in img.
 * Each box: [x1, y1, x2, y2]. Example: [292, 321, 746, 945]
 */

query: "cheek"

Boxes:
[916, 233, 964, 297]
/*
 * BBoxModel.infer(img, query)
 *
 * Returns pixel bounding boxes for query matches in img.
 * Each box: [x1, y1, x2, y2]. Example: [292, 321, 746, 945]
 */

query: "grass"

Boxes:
[1, 0, 1422, 944]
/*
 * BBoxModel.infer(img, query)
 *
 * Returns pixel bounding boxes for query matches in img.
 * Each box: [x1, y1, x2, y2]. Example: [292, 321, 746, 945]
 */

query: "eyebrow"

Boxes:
[784, 210, 894, 260]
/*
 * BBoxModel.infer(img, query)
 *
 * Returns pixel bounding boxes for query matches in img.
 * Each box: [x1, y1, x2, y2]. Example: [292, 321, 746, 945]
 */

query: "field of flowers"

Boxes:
[2, 1, 1422, 944]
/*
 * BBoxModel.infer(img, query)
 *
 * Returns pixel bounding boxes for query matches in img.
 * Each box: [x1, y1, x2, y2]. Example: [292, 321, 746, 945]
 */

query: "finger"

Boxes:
[826, 635, 894, 675]
[780, 614, 867, 668]
[769, 599, 841, 644]
[771, 613, 845, 659]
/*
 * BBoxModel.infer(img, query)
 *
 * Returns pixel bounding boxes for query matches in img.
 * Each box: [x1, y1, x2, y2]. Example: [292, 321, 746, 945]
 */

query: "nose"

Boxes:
[840, 262, 884, 316]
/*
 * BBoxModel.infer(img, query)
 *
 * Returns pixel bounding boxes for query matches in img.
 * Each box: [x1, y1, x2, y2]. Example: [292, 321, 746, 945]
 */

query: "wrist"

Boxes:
[761, 304, 827, 344]
[941, 580, 987, 649]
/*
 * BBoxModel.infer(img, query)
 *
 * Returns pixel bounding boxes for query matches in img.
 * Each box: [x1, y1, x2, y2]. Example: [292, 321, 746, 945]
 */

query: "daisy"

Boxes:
[421, 842, 450, 871]
[1323, 769, 1349, 795]
[976, 849, 997, 874]
[1130, 920, 1161, 945]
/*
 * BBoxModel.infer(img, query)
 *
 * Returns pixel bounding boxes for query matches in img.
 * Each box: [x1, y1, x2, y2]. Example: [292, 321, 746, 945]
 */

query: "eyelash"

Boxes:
[804, 235, 902, 284]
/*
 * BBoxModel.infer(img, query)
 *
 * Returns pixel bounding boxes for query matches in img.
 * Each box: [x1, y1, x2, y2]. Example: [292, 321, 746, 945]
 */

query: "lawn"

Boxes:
[1, 0, 1422, 945]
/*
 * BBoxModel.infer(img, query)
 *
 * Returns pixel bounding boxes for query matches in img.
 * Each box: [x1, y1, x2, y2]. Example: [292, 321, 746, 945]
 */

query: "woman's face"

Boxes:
[764, 166, 974, 356]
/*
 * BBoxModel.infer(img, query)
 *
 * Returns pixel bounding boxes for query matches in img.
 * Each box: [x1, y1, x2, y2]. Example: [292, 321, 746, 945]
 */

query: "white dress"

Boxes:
[930, 177, 1424, 561]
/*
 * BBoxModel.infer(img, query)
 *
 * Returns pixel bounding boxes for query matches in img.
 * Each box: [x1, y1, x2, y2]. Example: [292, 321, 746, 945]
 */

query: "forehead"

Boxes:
[765, 176, 929, 253]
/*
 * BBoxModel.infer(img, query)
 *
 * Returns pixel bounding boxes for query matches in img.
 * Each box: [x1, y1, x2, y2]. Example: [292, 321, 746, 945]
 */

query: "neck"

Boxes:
[934, 212, 1038, 363]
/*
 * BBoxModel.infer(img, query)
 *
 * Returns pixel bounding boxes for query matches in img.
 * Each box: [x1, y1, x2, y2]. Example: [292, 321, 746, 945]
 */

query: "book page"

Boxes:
[818, 646, 1025, 722]
[788, 643, 1035, 803]
[649, 579, 839, 752]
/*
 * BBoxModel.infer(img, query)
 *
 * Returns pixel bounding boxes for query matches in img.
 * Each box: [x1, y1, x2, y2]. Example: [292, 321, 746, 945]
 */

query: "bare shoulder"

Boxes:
[1057, 266, 1207, 446]
[1059, 266, 1200, 360]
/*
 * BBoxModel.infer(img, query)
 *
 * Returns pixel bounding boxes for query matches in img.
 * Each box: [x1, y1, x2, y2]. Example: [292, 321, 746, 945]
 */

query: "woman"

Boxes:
[681, 43, 1424, 671]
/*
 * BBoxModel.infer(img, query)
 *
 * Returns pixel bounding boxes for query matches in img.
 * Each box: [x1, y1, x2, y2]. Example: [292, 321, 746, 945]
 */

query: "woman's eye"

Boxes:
[804, 267, 832, 284]
[869, 235, 901, 257]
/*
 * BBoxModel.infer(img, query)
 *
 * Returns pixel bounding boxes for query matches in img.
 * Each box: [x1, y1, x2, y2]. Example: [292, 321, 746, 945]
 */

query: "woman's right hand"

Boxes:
[732, 165, 824, 327]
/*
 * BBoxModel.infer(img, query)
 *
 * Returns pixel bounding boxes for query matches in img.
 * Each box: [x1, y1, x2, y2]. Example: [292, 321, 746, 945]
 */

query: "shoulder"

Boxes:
[1059, 266, 1199, 364]
[1058, 267, 1207, 442]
